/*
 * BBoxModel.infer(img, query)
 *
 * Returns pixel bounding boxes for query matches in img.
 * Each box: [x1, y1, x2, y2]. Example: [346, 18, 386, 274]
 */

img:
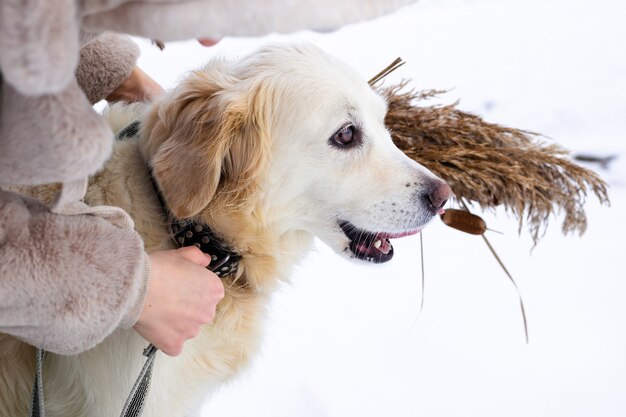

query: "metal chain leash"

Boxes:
[29, 344, 157, 417]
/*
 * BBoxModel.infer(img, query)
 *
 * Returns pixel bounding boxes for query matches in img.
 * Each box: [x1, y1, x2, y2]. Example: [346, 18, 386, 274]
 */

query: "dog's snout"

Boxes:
[425, 181, 452, 212]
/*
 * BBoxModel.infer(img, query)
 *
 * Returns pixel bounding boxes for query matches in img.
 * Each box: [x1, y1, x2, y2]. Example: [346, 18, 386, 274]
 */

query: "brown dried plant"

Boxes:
[376, 80, 609, 244]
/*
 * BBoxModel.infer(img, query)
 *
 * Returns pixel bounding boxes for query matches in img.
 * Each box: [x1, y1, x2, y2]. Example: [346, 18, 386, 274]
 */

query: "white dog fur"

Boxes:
[0, 43, 450, 417]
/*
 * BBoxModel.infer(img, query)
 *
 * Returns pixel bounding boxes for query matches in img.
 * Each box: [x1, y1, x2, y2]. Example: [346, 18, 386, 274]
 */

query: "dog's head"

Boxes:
[141, 43, 450, 264]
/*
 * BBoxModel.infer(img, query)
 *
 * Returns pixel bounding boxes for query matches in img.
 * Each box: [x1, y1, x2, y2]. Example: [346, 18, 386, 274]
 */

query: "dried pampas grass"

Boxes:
[374, 78, 609, 244]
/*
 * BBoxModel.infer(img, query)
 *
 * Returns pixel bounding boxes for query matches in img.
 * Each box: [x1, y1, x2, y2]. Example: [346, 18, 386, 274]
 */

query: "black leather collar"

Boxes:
[117, 120, 241, 279]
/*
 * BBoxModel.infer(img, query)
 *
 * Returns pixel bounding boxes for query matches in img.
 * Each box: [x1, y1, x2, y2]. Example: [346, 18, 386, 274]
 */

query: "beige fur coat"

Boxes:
[0, 0, 415, 355]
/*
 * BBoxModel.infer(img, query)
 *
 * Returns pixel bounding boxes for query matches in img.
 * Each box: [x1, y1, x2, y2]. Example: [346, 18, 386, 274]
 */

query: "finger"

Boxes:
[198, 38, 220, 47]
[160, 343, 183, 357]
[207, 275, 225, 301]
[177, 246, 212, 267]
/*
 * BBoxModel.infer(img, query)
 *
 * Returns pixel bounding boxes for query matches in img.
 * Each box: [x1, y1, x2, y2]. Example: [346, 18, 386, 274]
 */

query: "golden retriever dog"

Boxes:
[0, 43, 451, 416]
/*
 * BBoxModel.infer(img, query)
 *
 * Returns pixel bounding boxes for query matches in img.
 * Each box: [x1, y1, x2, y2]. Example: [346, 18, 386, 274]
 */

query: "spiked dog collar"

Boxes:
[116, 120, 241, 278]
[169, 219, 241, 278]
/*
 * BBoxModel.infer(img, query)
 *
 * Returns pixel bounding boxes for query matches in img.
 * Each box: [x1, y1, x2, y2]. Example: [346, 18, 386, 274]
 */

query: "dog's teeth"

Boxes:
[374, 240, 382, 249]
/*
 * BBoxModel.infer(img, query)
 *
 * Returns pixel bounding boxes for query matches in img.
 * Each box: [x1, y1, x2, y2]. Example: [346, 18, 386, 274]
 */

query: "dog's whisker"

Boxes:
[406, 231, 425, 338]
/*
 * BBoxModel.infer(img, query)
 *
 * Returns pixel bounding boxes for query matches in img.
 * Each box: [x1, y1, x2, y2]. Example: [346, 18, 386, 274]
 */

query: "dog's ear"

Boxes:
[144, 70, 271, 219]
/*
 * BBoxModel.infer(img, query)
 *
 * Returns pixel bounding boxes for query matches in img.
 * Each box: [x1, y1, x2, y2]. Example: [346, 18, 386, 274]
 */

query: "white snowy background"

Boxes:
[130, 0, 626, 415]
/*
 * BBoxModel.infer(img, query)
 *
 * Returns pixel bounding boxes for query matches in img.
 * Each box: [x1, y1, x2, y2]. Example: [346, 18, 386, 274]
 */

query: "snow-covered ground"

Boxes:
[132, 1, 626, 415]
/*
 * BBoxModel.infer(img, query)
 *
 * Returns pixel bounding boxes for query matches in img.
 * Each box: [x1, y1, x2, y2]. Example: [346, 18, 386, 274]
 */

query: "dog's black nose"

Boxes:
[426, 181, 452, 212]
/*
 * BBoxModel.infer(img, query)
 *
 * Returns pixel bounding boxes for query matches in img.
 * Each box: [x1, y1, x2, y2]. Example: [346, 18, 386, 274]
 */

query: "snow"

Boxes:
[131, 0, 626, 415]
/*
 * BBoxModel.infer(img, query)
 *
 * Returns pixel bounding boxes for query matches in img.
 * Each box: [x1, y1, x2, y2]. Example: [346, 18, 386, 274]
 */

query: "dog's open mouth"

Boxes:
[339, 220, 422, 263]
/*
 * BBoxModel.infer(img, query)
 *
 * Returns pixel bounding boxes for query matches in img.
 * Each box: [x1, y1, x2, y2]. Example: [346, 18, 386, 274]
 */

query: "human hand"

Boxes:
[134, 246, 225, 356]
[106, 66, 164, 103]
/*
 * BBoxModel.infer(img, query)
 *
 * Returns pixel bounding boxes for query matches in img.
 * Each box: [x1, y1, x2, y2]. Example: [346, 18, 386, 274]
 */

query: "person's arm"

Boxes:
[0, 33, 215, 355]
[0, 190, 224, 356]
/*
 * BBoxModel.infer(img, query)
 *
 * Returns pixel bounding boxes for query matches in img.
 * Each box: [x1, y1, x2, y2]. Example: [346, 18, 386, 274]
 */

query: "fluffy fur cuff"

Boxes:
[76, 33, 140, 104]
[0, 190, 148, 355]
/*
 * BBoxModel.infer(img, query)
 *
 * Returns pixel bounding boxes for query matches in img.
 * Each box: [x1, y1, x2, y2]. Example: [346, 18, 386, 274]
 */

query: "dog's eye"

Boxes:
[330, 124, 359, 148]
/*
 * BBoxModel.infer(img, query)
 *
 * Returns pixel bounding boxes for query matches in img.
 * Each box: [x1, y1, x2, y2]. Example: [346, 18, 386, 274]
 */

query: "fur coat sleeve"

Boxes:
[0, 190, 150, 355]
[0, 34, 147, 355]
